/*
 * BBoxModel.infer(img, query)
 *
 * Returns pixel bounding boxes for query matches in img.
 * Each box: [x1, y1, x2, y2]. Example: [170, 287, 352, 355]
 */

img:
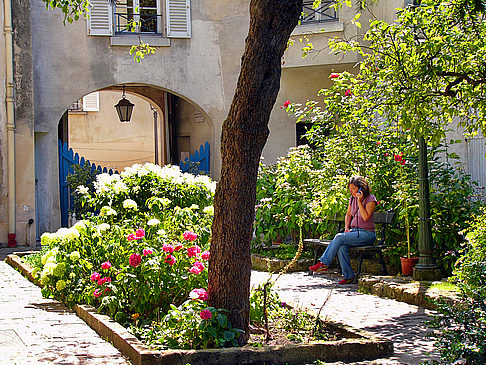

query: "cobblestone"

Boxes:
[251, 270, 439, 365]
[0, 261, 131, 365]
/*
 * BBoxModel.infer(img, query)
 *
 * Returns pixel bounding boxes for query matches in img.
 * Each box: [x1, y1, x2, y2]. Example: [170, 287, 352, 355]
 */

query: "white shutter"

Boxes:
[87, 0, 113, 36]
[83, 92, 100, 111]
[166, 0, 191, 38]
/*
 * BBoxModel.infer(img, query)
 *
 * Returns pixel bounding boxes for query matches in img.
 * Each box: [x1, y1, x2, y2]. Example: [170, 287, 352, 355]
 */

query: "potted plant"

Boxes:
[395, 153, 419, 276]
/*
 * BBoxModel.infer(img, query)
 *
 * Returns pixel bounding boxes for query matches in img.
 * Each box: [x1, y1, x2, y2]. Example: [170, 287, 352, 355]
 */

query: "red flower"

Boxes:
[164, 255, 176, 266]
[93, 289, 102, 298]
[376, 141, 381, 145]
[283, 100, 291, 108]
[400, 159, 406, 165]
[97, 276, 112, 286]
[201, 251, 210, 260]
[129, 253, 142, 267]
[187, 245, 202, 258]
[143, 248, 154, 256]
[162, 244, 174, 254]
[345, 89, 352, 96]
[189, 261, 205, 274]
[384, 153, 389, 157]
[394, 153, 403, 162]
[101, 261, 112, 270]
[135, 228, 145, 240]
[90, 272, 101, 282]
[183, 231, 197, 241]
[127, 233, 136, 241]
[330, 73, 340, 79]
[199, 309, 212, 320]
[174, 243, 183, 251]
[190, 288, 209, 301]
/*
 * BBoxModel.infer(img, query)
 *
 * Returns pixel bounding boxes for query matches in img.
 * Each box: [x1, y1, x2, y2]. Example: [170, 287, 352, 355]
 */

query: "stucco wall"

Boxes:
[0, 0, 7, 244]
[68, 91, 159, 172]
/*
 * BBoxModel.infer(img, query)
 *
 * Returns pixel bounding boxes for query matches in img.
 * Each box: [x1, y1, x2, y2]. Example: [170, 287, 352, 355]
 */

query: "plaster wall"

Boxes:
[0, 0, 7, 244]
[68, 91, 158, 172]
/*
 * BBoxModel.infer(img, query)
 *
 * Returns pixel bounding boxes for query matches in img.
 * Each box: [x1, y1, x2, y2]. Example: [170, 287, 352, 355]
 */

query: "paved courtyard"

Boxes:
[251, 271, 438, 365]
[0, 249, 438, 364]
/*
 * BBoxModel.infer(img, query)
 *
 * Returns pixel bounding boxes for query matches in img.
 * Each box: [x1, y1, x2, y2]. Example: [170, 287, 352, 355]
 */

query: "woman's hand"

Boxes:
[344, 227, 350, 233]
[356, 189, 364, 201]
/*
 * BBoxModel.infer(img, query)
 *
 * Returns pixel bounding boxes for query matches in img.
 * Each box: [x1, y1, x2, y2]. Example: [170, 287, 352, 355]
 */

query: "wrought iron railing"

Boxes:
[300, 0, 338, 24]
[114, 13, 162, 34]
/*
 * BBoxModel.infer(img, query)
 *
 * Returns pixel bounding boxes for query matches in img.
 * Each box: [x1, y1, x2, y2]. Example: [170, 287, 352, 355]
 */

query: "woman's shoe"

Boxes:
[338, 277, 354, 285]
[309, 262, 328, 272]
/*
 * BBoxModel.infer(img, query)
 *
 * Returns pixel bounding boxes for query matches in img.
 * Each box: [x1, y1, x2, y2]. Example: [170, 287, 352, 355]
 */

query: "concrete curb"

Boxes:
[358, 276, 460, 310]
[7, 253, 394, 365]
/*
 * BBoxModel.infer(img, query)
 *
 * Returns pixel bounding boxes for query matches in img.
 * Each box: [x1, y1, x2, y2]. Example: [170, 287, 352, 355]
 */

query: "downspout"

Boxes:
[4, 0, 17, 247]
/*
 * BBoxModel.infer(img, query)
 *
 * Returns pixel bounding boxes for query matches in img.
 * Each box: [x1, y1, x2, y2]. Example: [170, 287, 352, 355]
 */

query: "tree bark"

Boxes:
[208, 0, 302, 344]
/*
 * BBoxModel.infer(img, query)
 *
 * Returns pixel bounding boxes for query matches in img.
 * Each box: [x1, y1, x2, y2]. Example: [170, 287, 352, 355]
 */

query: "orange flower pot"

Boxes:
[400, 257, 419, 276]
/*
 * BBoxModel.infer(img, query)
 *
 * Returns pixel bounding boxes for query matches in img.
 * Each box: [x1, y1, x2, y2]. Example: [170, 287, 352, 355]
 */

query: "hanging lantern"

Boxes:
[114, 85, 134, 123]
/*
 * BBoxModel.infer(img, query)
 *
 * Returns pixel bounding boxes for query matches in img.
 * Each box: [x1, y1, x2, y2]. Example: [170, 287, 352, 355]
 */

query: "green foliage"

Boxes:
[66, 163, 98, 217]
[42, 0, 89, 24]
[254, 145, 349, 247]
[131, 299, 243, 349]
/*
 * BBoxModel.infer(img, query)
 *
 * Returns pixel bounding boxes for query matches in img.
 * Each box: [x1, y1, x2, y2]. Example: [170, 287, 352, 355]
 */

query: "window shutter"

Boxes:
[166, 0, 191, 38]
[87, 0, 113, 36]
[83, 92, 100, 111]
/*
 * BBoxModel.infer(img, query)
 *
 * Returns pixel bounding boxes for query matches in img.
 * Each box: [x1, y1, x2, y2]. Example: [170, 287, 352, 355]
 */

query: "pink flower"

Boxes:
[93, 289, 102, 298]
[97, 276, 112, 285]
[187, 245, 202, 258]
[90, 272, 101, 282]
[384, 153, 389, 157]
[129, 253, 142, 267]
[174, 243, 183, 251]
[162, 244, 174, 254]
[127, 233, 136, 241]
[400, 159, 406, 165]
[344, 89, 352, 96]
[101, 261, 112, 270]
[394, 153, 403, 162]
[201, 251, 210, 260]
[376, 141, 381, 146]
[135, 228, 145, 240]
[200, 309, 212, 320]
[143, 248, 154, 256]
[164, 255, 176, 266]
[190, 288, 209, 301]
[189, 261, 205, 274]
[283, 100, 291, 108]
[104, 287, 111, 294]
[330, 73, 340, 79]
[183, 231, 198, 241]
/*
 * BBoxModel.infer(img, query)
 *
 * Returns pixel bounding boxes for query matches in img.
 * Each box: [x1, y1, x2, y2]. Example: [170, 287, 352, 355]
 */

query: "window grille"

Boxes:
[300, 0, 338, 24]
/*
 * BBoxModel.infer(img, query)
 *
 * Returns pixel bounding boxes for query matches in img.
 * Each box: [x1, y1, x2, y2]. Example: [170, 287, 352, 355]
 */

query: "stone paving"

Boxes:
[0, 260, 131, 365]
[251, 271, 439, 365]
[0, 246, 439, 365]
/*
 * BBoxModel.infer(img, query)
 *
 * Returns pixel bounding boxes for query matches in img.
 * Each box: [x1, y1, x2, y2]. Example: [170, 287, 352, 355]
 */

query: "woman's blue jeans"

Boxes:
[319, 228, 376, 280]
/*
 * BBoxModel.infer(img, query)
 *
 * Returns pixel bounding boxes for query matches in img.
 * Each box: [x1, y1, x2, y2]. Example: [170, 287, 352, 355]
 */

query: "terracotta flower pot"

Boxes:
[400, 257, 419, 276]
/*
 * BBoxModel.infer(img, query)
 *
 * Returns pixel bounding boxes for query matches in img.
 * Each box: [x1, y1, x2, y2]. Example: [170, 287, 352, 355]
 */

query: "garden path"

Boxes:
[0, 260, 131, 364]
[251, 270, 438, 365]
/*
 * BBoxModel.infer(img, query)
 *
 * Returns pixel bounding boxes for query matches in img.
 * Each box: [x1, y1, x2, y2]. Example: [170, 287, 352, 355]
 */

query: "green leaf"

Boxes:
[207, 327, 218, 338]
[223, 330, 235, 341]
[217, 313, 227, 328]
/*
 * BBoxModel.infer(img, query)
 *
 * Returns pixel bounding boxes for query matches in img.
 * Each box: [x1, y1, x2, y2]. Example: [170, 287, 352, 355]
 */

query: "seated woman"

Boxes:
[309, 176, 377, 284]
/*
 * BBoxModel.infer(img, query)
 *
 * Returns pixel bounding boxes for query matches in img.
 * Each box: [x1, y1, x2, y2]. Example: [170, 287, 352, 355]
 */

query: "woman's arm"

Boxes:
[344, 203, 352, 232]
[357, 199, 376, 221]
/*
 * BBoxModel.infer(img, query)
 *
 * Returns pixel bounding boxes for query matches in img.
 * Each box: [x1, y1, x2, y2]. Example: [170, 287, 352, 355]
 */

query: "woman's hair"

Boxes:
[348, 176, 371, 197]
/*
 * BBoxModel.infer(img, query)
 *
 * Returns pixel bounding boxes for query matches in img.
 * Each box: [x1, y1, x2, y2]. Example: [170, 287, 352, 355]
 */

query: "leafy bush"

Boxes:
[254, 146, 349, 247]
[32, 164, 232, 349]
[66, 163, 98, 217]
[427, 211, 486, 364]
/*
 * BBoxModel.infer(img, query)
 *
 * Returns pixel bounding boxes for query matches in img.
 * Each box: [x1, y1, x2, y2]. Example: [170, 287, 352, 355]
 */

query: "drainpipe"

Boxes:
[4, 0, 17, 247]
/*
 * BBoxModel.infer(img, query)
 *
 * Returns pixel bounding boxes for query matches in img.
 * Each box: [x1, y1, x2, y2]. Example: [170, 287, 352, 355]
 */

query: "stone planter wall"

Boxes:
[251, 254, 314, 272]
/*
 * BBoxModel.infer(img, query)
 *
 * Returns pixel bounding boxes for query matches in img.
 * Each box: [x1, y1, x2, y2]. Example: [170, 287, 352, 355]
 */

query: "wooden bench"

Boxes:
[304, 211, 395, 283]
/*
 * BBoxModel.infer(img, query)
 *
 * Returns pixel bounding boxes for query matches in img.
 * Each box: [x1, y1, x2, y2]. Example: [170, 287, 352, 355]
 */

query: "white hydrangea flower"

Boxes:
[97, 223, 111, 232]
[40, 232, 53, 246]
[76, 185, 89, 195]
[100, 206, 117, 217]
[113, 181, 128, 194]
[147, 218, 161, 226]
[122, 199, 138, 210]
[203, 206, 214, 215]
[189, 204, 200, 211]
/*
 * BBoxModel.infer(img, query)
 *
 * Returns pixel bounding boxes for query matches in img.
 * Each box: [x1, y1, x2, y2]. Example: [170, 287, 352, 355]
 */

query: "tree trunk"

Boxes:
[208, 0, 302, 344]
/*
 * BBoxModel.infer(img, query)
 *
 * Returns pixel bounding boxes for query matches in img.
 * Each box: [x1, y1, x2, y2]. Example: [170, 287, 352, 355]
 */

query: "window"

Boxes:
[87, 0, 191, 38]
[467, 134, 486, 199]
[115, 0, 162, 34]
[300, 0, 338, 24]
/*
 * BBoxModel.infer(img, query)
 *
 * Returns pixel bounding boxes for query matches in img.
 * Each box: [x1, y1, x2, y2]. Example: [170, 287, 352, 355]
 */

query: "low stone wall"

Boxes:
[358, 276, 459, 310]
[251, 254, 314, 272]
